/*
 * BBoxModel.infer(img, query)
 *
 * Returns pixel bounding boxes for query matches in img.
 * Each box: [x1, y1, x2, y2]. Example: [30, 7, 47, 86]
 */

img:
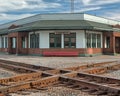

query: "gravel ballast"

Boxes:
[0, 54, 119, 96]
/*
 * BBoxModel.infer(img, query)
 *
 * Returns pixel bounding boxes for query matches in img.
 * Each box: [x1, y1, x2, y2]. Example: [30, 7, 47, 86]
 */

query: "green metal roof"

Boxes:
[0, 29, 9, 35]
[0, 20, 120, 34]
[8, 20, 113, 32]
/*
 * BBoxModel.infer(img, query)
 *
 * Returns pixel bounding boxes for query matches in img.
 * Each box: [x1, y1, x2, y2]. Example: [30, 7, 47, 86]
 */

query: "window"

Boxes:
[64, 33, 76, 48]
[106, 37, 110, 48]
[97, 34, 101, 48]
[1, 37, 4, 48]
[1, 36, 8, 48]
[92, 34, 96, 48]
[22, 37, 26, 48]
[86, 33, 102, 48]
[30, 33, 39, 48]
[12, 38, 16, 48]
[5, 37, 8, 48]
[86, 33, 91, 48]
[49, 33, 61, 48]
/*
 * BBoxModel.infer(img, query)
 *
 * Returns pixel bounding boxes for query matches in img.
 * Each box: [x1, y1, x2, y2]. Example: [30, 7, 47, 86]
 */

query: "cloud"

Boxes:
[81, 0, 120, 6]
[0, 0, 61, 12]
[103, 12, 120, 21]
[63, 6, 102, 13]
[82, 0, 91, 6]
[76, 7, 102, 12]
[0, 0, 119, 25]
[0, 13, 35, 24]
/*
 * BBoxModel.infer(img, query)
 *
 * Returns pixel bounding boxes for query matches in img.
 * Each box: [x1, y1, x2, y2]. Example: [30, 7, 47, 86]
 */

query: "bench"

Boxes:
[43, 51, 79, 57]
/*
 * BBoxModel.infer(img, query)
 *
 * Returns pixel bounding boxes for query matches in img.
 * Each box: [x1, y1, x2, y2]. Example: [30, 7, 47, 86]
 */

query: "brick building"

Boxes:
[0, 13, 120, 56]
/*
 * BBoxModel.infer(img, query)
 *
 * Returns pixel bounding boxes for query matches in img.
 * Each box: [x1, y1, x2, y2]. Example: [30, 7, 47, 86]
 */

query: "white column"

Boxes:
[28, 33, 31, 48]
[76, 31, 85, 48]
[91, 34, 92, 48]
[4, 36, 5, 48]
[61, 33, 64, 48]
[40, 31, 49, 48]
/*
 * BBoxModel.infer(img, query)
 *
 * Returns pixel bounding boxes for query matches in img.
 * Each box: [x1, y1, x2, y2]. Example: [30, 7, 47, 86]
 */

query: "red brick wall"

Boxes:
[28, 48, 42, 54]
[87, 48, 103, 54]
[8, 32, 28, 54]
[27, 48, 103, 55]
[0, 48, 8, 52]
[28, 48, 86, 55]
[113, 32, 120, 37]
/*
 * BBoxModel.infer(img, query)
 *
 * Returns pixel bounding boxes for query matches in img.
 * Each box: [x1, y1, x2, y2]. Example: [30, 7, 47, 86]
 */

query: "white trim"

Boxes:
[91, 34, 92, 48]
[86, 30, 102, 34]
[96, 34, 97, 48]
[4, 37, 5, 48]
[61, 33, 64, 48]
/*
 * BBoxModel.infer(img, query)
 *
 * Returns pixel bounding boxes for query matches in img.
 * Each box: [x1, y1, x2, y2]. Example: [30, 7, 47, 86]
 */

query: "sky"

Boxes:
[0, 0, 120, 24]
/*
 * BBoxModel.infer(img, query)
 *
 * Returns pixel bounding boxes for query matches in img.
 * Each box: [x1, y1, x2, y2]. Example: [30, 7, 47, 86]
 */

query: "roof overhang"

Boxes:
[0, 20, 120, 34]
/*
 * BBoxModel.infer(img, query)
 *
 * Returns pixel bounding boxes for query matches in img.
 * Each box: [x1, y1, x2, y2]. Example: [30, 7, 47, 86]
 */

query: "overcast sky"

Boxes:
[0, 0, 120, 24]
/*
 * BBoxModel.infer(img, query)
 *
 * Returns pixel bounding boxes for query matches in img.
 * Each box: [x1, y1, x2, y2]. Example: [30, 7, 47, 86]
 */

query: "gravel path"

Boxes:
[103, 70, 120, 79]
[0, 68, 17, 78]
[10, 86, 96, 96]
[0, 55, 119, 69]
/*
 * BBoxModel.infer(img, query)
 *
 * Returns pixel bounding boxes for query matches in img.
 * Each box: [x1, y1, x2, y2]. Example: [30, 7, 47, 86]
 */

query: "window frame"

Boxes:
[64, 33, 76, 48]
[30, 33, 39, 48]
[49, 33, 61, 48]
[86, 31, 102, 48]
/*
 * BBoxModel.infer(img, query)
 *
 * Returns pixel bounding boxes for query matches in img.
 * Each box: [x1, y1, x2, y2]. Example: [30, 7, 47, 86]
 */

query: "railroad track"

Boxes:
[65, 61, 120, 74]
[0, 60, 120, 95]
[0, 59, 118, 74]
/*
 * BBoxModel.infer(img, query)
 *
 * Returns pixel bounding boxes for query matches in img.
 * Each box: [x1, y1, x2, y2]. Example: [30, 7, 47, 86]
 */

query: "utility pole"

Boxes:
[71, 0, 74, 13]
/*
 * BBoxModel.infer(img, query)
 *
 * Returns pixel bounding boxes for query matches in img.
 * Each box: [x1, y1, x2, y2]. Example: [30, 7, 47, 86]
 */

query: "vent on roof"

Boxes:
[8, 24, 21, 29]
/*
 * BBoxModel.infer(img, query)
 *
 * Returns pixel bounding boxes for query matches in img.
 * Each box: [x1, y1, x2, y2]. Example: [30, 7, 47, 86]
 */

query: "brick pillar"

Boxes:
[8, 37, 12, 54]
[16, 32, 29, 55]
[16, 32, 21, 55]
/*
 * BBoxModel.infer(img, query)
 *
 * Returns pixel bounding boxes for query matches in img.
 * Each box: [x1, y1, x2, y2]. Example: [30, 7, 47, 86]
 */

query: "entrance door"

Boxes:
[115, 37, 120, 53]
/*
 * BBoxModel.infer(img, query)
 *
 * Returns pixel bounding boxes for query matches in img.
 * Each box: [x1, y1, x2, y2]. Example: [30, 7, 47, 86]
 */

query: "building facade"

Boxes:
[0, 13, 120, 56]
